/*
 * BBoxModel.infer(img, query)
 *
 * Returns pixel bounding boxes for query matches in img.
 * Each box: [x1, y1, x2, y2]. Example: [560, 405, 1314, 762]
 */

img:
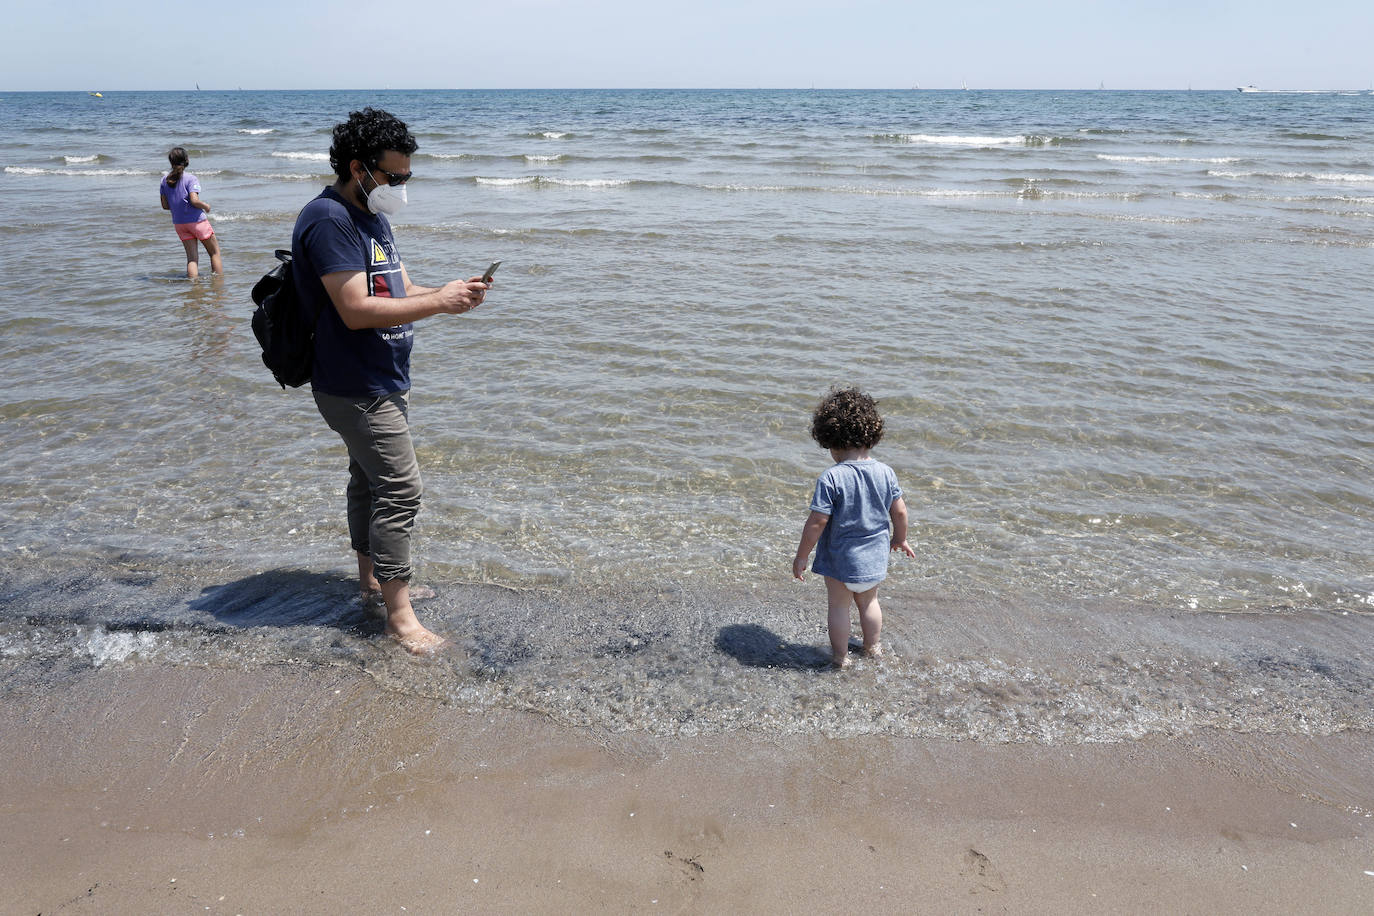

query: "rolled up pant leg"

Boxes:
[313, 390, 422, 582]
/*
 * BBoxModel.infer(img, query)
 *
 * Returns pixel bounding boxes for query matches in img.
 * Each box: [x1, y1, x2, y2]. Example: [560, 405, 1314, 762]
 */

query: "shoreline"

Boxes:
[4, 665, 1371, 914]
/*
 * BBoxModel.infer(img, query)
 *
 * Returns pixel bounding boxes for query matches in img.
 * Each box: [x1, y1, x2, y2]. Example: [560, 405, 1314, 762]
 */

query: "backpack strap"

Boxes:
[275, 249, 325, 331]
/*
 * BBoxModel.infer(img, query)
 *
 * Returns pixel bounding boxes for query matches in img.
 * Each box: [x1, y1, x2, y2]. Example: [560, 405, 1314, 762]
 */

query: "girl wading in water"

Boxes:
[159, 146, 223, 279]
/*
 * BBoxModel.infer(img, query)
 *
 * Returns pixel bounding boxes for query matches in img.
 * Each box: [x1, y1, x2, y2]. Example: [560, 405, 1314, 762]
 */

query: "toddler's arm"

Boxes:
[889, 497, 916, 557]
[792, 510, 830, 580]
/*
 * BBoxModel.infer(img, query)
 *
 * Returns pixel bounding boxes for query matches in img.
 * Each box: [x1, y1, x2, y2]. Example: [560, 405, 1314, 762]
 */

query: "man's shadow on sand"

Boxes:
[188, 568, 379, 633]
[714, 623, 832, 670]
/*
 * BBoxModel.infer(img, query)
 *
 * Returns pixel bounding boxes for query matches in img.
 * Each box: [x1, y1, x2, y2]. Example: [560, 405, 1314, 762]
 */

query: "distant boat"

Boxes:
[89, 91, 103, 98]
[1238, 85, 1261, 92]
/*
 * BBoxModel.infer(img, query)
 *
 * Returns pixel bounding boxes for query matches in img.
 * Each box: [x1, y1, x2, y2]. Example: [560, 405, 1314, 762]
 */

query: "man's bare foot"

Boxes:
[376, 579, 444, 655]
[392, 628, 447, 656]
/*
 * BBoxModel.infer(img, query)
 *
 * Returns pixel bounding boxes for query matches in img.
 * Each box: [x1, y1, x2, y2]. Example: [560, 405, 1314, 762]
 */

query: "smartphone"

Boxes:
[481, 260, 502, 283]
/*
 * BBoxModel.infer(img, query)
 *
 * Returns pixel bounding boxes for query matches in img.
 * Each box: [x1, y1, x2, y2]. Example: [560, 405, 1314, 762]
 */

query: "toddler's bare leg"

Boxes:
[824, 577, 853, 667]
[853, 585, 883, 657]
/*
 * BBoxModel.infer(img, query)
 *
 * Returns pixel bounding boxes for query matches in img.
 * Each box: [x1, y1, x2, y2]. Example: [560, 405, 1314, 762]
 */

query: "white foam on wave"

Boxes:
[1089, 212, 1201, 224]
[476, 176, 629, 188]
[541, 131, 568, 140]
[703, 184, 800, 192]
[524, 154, 564, 163]
[477, 176, 538, 187]
[1099, 154, 1241, 164]
[1177, 190, 1374, 205]
[64, 154, 100, 163]
[700, 182, 1142, 201]
[549, 177, 630, 188]
[5, 166, 151, 177]
[247, 171, 328, 181]
[272, 151, 330, 161]
[1209, 168, 1374, 184]
[84, 628, 160, 666]
[202, 211, 279, 222]
[237, 128, 275, 134]
[703, 182, 987, 197]
[885, 133, 1036, 146]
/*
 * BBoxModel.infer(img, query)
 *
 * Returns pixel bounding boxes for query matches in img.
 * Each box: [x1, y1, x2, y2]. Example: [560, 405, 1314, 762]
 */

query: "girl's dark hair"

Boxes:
[809, 386, 885, 450]
[329, 107, 418, 180]
[166, 146, 189, 186]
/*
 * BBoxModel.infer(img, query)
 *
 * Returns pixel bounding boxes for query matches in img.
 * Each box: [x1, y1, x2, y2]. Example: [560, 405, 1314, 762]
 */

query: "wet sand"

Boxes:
[3, 664, 1372, 915]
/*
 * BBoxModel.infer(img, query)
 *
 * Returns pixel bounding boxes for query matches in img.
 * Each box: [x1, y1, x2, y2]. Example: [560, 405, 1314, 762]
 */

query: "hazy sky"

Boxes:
[6, 0, 1371, 91]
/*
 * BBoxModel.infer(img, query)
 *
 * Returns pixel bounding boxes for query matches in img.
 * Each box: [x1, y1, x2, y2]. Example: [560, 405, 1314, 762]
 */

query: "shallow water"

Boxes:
[0, 89, 1370, 743]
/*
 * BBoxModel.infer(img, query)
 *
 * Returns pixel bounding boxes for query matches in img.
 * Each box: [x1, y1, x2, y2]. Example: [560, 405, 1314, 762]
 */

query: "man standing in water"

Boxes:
[292, 107, 491, 653]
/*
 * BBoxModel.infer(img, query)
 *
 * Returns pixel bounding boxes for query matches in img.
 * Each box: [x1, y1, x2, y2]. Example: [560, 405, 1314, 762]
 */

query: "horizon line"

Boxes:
[6, 85, 1371, 94]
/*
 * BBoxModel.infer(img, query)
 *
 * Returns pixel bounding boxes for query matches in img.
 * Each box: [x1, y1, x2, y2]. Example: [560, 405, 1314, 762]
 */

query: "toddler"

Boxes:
[792, 387, 915, 667]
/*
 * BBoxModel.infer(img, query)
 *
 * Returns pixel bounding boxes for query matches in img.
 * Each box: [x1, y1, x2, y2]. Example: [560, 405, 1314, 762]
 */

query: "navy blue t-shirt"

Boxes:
[291, 187, 413, 397]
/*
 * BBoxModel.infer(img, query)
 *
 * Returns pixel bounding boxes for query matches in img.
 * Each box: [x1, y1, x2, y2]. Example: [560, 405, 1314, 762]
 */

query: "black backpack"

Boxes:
[251, 250, 321, 389]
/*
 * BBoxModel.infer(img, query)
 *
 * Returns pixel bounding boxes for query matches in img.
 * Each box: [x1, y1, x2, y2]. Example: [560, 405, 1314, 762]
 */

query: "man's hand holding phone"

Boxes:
[440, 261, 498, 316]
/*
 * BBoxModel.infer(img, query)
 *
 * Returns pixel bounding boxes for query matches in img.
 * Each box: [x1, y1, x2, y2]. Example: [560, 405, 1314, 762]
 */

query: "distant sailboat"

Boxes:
[89, 91, 103, 98]
[961, 79, 968, 91]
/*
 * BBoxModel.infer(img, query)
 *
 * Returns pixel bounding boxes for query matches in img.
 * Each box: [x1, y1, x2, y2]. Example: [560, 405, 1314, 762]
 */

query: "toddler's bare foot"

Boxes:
[863, 643, 883, 659]
[832, 655, 852, 670]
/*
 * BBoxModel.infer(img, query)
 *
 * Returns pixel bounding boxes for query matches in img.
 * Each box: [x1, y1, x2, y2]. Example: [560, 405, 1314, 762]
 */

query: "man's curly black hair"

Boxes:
[329, 107, 418, 181]
[810, 386, 885, 451]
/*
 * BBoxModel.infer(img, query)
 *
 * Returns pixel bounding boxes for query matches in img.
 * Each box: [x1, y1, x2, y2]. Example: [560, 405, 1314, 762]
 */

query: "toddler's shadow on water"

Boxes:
[715, 623, 831, 670]
[189, 568, 378, 634]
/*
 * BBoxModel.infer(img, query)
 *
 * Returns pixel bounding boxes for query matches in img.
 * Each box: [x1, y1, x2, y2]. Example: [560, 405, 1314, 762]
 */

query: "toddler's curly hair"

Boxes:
[809, 386, 885, 450]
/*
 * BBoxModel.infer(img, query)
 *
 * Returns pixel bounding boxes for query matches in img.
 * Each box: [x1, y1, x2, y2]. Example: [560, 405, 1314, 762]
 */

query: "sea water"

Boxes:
[0, 89, 1370, 744]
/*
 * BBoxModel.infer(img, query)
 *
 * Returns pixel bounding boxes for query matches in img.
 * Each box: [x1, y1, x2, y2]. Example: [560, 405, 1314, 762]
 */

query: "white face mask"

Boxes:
[359, 173, 408, 217]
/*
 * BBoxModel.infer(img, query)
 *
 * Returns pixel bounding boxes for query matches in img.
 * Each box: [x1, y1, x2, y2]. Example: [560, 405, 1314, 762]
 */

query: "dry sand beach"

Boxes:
[4, 663, 1372, 915]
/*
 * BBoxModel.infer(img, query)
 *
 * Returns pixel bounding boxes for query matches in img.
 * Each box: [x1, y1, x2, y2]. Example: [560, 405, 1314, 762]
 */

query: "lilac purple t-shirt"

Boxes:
[160, 172, 205, 225]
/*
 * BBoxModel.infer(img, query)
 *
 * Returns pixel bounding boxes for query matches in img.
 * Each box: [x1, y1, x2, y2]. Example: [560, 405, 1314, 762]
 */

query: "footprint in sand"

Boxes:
[960, 847, 1007, 894]
[665, 849, 706, 881]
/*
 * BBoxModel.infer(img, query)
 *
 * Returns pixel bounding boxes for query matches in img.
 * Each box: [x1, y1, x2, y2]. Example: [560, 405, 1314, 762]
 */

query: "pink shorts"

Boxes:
[174, 220, 214, 242]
